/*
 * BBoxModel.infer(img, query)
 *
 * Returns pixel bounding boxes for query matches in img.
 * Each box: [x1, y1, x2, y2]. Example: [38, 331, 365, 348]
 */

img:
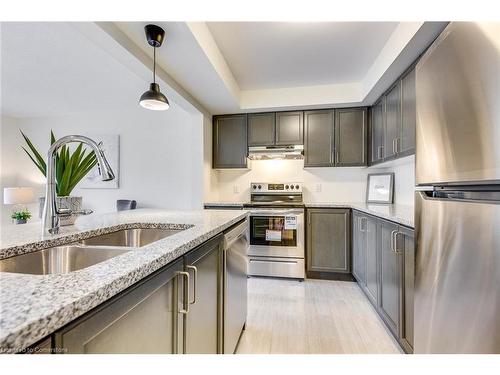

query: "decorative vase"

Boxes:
[38, 196, 83, 226]
[15, 218, 27, 225]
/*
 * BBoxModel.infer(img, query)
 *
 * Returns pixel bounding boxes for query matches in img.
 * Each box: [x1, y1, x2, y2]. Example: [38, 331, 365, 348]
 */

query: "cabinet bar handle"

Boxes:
[186, 265, 197, 305]
[394, 231, 402, 254]
[177, 271, 190, 314]
[335, 151, 340, 164]
[390, 230, 397, 254]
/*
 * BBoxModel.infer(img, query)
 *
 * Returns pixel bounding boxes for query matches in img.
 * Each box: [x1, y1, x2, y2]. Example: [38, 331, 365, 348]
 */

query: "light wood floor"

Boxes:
[236, 277, 402, 354]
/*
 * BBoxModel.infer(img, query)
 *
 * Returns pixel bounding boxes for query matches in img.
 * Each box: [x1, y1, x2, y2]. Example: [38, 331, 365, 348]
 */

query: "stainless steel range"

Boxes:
[246, 182, 305, 280]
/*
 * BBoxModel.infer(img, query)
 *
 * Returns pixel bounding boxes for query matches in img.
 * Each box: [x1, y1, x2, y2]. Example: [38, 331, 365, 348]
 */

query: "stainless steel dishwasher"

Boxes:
[222, 219, 248, 354]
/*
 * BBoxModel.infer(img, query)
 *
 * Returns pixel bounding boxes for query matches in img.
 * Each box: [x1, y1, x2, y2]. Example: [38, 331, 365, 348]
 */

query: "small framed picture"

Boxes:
[366, 173, 394, 204]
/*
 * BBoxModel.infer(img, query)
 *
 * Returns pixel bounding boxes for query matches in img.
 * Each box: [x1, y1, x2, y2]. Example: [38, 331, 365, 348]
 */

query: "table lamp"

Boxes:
[4, 187, 35, 224]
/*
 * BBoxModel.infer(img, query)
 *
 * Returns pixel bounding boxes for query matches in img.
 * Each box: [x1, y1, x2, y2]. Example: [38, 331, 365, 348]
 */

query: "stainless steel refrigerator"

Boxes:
[415, 22, 500, 353]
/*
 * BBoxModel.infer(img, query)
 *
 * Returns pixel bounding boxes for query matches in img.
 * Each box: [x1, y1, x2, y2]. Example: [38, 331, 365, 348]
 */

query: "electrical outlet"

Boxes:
[315, 184, 322, 193]
[233, 185, 239, 194]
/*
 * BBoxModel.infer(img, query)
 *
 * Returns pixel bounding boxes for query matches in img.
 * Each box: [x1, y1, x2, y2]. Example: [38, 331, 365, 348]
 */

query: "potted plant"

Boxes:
[21, 130, 98, 225]
[11, 209, 32, 225]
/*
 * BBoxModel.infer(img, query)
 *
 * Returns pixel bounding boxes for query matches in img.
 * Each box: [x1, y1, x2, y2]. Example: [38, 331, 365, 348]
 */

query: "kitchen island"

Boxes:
[0, 209, 248, 353]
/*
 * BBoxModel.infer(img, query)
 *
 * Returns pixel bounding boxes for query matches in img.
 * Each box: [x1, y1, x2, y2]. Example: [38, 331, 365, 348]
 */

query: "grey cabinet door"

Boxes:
[304, 109, 334, 167]
[213, 114, 247, 168]
[248, 112, 275, 146]
[276, 111, 304, 145]
[399, 227, 414, 353]
[384, 81, 401, 161]
[55, 259, 184, 354]
[400, 68, 416, 157]
[365, 215, 379, 306]
[184, 235, 223, 354]
[370, 98, 385, 165]
[335, 108, 367, 166]
[307, 208, 351, 274]
[352, 211, 366, 284]
[378, 220, 402, 337]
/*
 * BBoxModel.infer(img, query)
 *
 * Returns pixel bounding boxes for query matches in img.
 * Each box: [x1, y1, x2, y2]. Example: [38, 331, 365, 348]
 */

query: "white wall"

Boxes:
[1, 105, 204, 226]
[212, 155, 415, 206]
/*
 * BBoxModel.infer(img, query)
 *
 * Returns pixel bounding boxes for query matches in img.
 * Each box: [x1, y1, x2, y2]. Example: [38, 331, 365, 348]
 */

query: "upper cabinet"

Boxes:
[384, 81, 401, 162]
[213, 114, 248, 169]
[213, 63, 415, 169]
[247, 111, 303, 147]
[335, 108, 367, 166]
[304, 109, 334, 167]
[369, 65, 416, 166]
[275, 111, 304, 145]
[248, 112, 276, 146]
[400, 68, 416, 157]
[304, 108, 367, 168]
[370, 98, 385, 164]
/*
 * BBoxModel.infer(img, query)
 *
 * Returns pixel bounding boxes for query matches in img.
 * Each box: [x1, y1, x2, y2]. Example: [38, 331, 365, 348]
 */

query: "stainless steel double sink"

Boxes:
[0, 228, 185, 275]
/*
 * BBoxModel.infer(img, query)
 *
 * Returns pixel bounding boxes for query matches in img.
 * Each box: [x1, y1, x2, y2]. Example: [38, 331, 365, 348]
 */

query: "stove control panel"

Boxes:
[251, 182, 302, 193]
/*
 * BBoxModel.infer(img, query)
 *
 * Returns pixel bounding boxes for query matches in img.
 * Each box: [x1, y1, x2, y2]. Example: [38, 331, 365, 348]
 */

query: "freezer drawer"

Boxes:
[248, 256, 305, 279]
[416, 22, 500, 185]
[415, 190, 500, 353]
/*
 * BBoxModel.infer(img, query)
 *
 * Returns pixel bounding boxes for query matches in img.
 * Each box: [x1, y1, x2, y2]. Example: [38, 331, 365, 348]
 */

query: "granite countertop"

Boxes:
[304, 202, 414, 228]
[0, 208, 248, 352]
[204, 201, 414, 228]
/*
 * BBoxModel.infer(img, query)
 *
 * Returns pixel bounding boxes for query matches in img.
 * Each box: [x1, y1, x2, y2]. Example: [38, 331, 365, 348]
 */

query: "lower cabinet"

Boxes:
[352, 211, 366, 284]
[55, 235, 226, 354]
[55, 259, 185, 354]
[351, 210, 414, 353]
[379, 220, 402, 337]
[352, 212, 378, 306]
[183, 234, 222, 354]
[400, 226, 415, 353]
[306, 208, 351, 279]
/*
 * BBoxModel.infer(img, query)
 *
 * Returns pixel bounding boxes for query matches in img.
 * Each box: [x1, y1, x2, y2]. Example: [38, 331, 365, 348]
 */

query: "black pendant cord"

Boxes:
[153, 46, 156, 84]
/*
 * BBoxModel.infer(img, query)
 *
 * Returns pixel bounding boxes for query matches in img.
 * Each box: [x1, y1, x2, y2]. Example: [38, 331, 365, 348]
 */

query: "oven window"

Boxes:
[250, 216, 297, 246]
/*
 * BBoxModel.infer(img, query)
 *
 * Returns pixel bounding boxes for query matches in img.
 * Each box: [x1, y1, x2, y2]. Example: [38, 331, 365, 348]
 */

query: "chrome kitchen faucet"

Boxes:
[42, 135, 115, 235]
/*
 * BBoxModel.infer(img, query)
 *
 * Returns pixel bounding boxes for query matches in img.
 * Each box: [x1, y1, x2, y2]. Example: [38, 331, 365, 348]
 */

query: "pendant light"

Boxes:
[139, 24, 170, 111]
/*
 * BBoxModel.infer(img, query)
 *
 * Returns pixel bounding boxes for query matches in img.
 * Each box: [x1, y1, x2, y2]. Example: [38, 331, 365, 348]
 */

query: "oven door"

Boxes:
[248, 209, 304, 258]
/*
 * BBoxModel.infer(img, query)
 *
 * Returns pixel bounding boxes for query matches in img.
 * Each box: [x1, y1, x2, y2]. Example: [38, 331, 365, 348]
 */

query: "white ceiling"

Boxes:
[1, 22, 447, 117]
[0, 22, 173, 118]
[206, 22, 398, 90]
[114, 21, 445, 113]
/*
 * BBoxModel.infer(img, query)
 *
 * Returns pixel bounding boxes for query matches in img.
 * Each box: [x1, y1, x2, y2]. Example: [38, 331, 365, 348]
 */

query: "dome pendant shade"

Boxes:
[139, 83, 170, 111]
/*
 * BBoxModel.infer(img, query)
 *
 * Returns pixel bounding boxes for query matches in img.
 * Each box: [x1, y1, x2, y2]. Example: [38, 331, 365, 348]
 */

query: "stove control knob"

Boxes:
[285, 185, 289, 189]
[258, 185, 262, 189]
[252, 185, 257, 190]
[295, 184, 300, 190]
[290, 185, 294, 189]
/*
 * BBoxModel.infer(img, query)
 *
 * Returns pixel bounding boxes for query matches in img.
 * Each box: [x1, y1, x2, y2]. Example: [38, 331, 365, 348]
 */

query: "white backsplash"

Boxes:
[214, 155, 415, 206]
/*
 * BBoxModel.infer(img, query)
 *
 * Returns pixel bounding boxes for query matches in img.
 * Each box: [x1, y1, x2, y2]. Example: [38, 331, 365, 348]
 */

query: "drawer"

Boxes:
[248, 256, 305, 279]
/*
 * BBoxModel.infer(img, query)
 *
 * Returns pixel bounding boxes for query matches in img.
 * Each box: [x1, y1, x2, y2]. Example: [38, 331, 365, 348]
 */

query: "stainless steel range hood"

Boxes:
[247, 145, 304, 160]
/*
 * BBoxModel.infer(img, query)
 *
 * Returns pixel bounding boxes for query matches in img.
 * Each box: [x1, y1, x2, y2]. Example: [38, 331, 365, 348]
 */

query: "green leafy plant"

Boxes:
[11, 209, 32, 221]
[21, 130, 98, 197]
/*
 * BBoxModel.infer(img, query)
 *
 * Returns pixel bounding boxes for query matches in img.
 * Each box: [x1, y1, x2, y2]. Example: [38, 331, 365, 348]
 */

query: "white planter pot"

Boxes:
[39, 196, 83, 226]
